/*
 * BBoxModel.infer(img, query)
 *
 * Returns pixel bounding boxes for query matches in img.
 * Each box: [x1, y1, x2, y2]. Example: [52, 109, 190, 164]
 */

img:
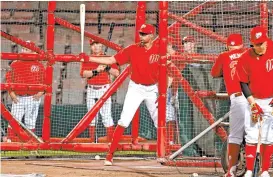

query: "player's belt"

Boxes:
[230, 92, 242, 99]
[88, 85, 107, 90]
[134, 82, 156, 86]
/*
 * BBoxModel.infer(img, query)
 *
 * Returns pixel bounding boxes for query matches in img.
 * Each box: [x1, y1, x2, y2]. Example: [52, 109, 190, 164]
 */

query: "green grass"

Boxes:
[1, 150, 156, 158]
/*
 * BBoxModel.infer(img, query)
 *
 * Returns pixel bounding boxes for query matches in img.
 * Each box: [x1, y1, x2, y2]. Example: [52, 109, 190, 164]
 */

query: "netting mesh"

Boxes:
[166, 0, 272, 167]
[1, 1, 272, 172]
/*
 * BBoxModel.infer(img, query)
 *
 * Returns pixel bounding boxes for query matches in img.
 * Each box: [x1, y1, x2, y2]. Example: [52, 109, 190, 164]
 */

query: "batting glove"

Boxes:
[79, 52, 89, 62]
[250, 103, 264, 123]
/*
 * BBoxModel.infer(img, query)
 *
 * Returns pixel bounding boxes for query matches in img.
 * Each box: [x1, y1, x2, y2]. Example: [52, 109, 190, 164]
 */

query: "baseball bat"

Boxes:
[80, 4, 85, 54]
[252, 120, 263, 177]
[173, 101, 181, 144]
[169, 111, 229, 160]
[13, 117, 44, 143]
[104, 22, 115, 54]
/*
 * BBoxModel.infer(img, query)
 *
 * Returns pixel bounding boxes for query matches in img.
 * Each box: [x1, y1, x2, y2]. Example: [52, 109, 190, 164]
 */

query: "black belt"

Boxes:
[18, 94, 32, 97]
[234, 92, 242, 97]
[88, 85, 107, 90]
[135, 83, 156, 86]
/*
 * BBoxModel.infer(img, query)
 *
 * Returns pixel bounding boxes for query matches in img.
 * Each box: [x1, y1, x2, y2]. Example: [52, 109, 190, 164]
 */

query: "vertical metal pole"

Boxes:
[42, 1, 56, 142]
[157, 1, 168, 160]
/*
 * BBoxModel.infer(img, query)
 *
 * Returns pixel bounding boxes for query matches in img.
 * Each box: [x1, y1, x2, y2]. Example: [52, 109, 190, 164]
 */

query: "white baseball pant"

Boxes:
[166, 88, 179, 122]
[245, 97, 273, 144]
[118, 80, 158, 128]
[11, 95, 41, 129]
[228, 93, 248, 145]
[87, 84, 114, 127]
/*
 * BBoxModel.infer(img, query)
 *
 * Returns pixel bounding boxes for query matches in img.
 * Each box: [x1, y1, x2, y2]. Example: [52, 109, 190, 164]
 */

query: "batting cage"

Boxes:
[1, 1, 273, 177]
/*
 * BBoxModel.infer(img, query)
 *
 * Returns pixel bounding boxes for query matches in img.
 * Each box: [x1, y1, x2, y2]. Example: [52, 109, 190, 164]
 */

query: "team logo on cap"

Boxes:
[255, 32, 262, 39]
[231, 41, 235, 46]
[140, 24, 146, 29]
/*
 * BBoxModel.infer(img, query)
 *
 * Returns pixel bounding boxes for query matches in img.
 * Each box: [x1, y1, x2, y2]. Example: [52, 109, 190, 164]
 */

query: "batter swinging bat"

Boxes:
[80, 4, 85, 61]
[253, 120, 262, 177]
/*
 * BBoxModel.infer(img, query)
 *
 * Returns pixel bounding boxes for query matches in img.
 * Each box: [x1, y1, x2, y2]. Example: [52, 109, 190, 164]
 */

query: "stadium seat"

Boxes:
[102, 2, 126, 22]
[62, 79, 86, 90]
[146, 2, 158, 11]
[85, 2, 102, 23]
[125, 2, 137, 11]
[66, 63, 82, 79]
[85, 26, 99, 35]
[55, 35, 67, 44]
[1, 2, 13, 21]
[56, 1, 80, 11]
[13, 2, 35, 20]
[57, 12, 79, 23]
[9, 25, 31, 34]
[0, 11, 11, 20]
[17, 33, 40, 43]
[195, 14, 214, 25]
[54, 44, 65, 54]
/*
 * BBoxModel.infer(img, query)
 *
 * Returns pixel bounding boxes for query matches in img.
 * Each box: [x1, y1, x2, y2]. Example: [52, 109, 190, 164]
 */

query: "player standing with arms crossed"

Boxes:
[6, 41, 45, 141]
[236, 26, 273, 177]
[80, 40, 119, 143]
[211, 34, 248, 177]
[80, 24, 169, 166]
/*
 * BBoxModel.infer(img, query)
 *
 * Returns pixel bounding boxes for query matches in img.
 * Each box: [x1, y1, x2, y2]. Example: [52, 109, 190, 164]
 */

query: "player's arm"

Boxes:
[9, 91, 18, 103]
[105, 66, 119, 77]
[82, 65, 106, 79]
[89, 56, 117, 65]
[211, 54, 223, 78]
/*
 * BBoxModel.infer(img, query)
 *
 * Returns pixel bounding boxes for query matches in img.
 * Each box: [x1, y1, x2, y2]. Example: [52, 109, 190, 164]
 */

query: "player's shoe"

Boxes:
[224, 166, 236, 177]
[104, 153, 113, 166]
[259, 171, 270, 177]
[244, 170, 252, 177]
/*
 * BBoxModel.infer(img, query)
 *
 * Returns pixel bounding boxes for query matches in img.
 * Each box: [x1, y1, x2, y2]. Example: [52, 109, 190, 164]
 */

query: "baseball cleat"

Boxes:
[104, 153, 113, 166]
[104, 160, 113, 166]
[259, 171, 270, 177]
[243, 170, 252, 177]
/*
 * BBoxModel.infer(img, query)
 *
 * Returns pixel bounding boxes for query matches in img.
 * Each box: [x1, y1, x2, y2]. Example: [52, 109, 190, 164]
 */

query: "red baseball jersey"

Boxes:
[114, 43, 160, 85]
[211, 48, 246, 96]
[6, 61, 45, 95]
[80, 54, 118, 85]
[237, 39, 273, 99]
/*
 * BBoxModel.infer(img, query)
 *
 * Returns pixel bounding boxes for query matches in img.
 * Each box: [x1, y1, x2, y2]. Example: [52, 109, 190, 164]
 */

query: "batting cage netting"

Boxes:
[1, 1, 273, 176]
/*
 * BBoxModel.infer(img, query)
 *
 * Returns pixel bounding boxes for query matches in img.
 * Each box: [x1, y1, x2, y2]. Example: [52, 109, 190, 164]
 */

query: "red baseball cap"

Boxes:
[89, 39, 100, 45]
[227, 33, 243, 46]
[250, 26, 268, 44]
[139, 24, 155, 34]
[25, 40, 35, 46]
[182, 36, 195, 43]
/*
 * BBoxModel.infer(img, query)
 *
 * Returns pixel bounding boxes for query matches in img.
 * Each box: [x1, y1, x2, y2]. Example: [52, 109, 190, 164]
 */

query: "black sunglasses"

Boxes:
[139, 32, 149, 36]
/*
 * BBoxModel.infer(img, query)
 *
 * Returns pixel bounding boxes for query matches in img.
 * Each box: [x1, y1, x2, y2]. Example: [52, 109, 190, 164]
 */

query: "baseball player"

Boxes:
[211, 34, 248, 177]
[6, 41, 45, 141]
[182, 36, 195, 54]
[80, 23, 171, 166]
[236, 26, 273, 177]
[80, 40, 119, 143]
[166, 44, 181, 146]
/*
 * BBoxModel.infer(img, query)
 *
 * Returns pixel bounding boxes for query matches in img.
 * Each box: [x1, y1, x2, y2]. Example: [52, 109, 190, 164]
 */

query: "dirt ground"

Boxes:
[1, 159, 226, 177]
